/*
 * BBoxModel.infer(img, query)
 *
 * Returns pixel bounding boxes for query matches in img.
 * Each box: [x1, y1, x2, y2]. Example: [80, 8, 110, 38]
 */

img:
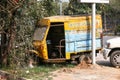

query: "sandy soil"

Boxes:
[49, 54, 120, 80]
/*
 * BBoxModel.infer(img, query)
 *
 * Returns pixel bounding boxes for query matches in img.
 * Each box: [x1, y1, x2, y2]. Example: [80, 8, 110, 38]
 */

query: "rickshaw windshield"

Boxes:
[33, 27, 47, 41]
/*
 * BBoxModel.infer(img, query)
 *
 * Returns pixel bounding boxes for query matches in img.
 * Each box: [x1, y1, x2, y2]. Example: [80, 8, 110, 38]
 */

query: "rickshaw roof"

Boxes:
[43, 14, 101, 22]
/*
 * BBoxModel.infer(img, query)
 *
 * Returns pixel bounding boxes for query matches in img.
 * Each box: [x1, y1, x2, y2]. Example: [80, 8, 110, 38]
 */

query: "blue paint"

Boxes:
[65, 30, 102, 53]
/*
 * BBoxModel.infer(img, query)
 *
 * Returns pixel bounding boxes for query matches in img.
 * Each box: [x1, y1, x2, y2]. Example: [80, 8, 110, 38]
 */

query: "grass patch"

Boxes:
[1, 63, 75, 80]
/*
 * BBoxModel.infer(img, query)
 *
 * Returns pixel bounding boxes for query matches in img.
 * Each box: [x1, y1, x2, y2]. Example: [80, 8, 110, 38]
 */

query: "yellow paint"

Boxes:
[34, 20, 51, 60]
[42, 42, 48, 59]
[32, 14, 102, 61]
[66, 52, 71, 59]
[37, 19, 50, 27]
[28, 50, 40, 56]
[65, 17, 102, 31]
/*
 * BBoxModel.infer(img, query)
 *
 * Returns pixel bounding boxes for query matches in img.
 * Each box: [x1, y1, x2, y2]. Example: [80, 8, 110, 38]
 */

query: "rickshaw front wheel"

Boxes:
[25, 52, 40, 68]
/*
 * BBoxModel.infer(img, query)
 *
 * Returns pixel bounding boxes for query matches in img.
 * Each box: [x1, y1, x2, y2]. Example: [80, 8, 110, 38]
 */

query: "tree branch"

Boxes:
[0, 5, 6, 12]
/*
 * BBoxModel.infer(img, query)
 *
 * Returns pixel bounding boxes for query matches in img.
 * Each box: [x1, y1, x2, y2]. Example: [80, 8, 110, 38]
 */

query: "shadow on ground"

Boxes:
[96, 60, 113, 67]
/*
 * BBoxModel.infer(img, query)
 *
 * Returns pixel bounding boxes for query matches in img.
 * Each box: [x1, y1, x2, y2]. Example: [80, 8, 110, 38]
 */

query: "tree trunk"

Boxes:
[0, 33, 7, 67]
[1, 18, 16, 67]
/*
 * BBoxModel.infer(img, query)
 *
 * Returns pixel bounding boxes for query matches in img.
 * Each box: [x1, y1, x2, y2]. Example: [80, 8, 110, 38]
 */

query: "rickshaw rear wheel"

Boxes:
[25, 52, 40, 68]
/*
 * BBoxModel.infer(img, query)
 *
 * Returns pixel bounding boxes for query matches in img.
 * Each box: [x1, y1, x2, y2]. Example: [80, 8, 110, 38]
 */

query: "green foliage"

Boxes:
[64, 0, 91, 15]
[8, 0, 40, 68]
[114, 24, 120, 35]
[110, 0, 120, 11]
[0, 0, 60, 68]
[42, 0, 57, 16]
[64, 0, 120, 15]
[116, 25, 120, 32]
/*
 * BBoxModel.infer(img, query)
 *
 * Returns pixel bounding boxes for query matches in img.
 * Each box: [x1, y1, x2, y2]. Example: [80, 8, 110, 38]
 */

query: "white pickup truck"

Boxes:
[103, 37, 120, 67]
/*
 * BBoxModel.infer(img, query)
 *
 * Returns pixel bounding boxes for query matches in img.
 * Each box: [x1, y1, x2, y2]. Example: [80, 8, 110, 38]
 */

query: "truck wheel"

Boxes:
[110, 50, 120, 67]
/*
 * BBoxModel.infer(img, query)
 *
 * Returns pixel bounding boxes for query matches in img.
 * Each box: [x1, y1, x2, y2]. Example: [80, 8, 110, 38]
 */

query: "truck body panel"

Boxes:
[64, 16, 102, 59]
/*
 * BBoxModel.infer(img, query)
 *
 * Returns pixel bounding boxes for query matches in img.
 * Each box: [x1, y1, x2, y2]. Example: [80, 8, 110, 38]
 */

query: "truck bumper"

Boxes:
[103, 48, 111, 59]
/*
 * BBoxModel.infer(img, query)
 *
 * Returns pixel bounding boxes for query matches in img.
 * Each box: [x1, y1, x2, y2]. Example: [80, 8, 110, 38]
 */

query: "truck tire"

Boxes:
[110, 50, 120, 67]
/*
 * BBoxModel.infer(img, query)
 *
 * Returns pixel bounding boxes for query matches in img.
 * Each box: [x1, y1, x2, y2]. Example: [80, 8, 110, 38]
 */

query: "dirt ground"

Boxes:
[49, 54, 120, 80]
